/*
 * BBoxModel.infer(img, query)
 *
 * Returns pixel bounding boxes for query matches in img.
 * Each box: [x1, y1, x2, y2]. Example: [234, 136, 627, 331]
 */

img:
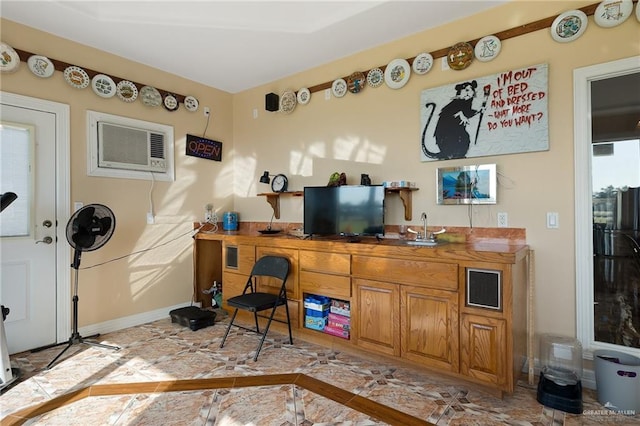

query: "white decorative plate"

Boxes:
[384, 58, 410, 89]
[412, 53, 433, 75]
[331, 78, 347, 98]
[91, 74, 116, 98]
[474, 35, 501, 62]
[63, 66, 90, 89]
[297, 87, 310, 105]
[0, 42, 20, 73]
[551, 10, 588, 43]
[184, 95, 199, 112]
[139, 85, 161, 106]
[163, 93, 179, 111]
[366, 68, 384, 88]
[280, 90, 297, 113]
[594, 0, 633, 27]
[27, 55, 54, 78]
[116, 80, 138, 102]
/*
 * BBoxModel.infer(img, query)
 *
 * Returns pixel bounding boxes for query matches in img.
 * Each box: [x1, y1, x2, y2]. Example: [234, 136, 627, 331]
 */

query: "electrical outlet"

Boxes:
[497, 212, 508, 228]
[146, 212, 155, 224]
[204, 107, 210, 116]
[325, 89, 331, 100]
[204, 204, 213, 223]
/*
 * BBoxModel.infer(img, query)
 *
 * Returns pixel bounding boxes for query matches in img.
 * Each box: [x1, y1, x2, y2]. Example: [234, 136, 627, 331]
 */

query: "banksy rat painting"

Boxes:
[420, 63, 549, 161]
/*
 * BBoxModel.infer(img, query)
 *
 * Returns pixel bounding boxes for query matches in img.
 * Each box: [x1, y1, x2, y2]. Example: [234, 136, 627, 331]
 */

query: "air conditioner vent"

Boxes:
[87, 111, 174, 182]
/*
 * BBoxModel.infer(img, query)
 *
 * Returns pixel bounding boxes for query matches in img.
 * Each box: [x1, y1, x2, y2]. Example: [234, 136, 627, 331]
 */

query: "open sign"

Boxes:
[186, 134, 222, 161]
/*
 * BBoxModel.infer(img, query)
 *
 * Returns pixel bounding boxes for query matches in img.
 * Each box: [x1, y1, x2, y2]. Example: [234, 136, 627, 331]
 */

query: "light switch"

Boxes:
[547, 212, 559, 229]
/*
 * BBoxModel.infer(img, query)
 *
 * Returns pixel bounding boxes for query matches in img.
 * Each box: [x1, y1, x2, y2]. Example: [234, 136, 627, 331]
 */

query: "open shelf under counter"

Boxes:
[257, 191, 304, 219]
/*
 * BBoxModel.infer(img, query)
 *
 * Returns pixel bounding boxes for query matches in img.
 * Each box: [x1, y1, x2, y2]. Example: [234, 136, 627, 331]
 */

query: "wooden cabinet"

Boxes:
[460, 314, 506, 388]
[194, 229, 529, 396]
[401, 286, 459, 372]
[353, 278, 400, 357]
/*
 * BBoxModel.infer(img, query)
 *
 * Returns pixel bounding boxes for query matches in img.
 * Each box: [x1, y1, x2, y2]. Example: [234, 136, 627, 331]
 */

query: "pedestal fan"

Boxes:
[42, 204, 120, 369]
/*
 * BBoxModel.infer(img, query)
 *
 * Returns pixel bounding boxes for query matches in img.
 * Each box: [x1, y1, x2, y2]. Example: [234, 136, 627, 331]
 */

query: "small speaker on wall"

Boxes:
[265, 93, 279, 112]
[467, 268, 501, 310]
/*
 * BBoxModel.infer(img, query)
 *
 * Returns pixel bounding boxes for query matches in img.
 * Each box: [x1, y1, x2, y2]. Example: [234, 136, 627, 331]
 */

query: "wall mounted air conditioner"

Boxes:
[87, 111, 174, 181]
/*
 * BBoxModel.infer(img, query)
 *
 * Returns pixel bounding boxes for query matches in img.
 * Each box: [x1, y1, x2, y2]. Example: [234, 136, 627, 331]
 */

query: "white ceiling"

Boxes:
[1, 1, 507, 93]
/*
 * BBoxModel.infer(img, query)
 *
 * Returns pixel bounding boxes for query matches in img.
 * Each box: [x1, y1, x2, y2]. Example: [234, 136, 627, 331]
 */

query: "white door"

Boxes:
[0, 96, 68, 354]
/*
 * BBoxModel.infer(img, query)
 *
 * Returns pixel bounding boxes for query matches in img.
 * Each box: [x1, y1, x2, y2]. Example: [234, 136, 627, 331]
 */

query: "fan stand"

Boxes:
[35, 249, 120, 370]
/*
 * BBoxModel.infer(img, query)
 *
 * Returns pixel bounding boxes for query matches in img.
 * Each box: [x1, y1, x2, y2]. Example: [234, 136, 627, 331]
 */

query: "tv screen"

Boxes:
[304, 185, 385, 237]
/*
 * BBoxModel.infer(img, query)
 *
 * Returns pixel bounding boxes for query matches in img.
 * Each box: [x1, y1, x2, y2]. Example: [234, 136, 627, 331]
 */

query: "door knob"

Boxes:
[42, 220, 53, 228]
[36, 236, 53, 244]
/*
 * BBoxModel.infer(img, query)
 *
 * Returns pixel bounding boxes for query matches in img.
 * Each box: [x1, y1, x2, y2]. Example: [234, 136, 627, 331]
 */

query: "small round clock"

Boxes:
[271, 174, 288, 193]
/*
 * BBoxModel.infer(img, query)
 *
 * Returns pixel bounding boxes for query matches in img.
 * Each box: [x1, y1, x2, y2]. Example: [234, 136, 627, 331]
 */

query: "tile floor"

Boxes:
[2, 313, 638, 425]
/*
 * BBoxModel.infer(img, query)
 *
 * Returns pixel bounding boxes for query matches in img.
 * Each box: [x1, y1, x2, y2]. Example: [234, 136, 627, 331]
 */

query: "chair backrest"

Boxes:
[251, 255, 290, 282]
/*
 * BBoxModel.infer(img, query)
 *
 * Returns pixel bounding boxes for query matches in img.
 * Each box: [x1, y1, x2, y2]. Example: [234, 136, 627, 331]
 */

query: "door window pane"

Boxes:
[0, 123, 33, 237]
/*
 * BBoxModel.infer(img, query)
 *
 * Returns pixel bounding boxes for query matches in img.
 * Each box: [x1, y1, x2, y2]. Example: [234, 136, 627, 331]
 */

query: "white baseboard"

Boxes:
[78, 301, 200, 339]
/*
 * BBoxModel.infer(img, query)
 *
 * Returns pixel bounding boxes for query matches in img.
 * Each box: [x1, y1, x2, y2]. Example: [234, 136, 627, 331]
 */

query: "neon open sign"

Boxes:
[186, 134, 222, 161]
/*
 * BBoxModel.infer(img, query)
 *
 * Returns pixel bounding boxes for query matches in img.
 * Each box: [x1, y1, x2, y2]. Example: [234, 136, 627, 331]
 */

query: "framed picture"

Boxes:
[437, 164, 497, 205]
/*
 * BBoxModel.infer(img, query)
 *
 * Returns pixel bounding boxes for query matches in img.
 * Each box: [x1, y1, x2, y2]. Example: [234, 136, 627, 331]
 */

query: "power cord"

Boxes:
[80, 223, 205, 270]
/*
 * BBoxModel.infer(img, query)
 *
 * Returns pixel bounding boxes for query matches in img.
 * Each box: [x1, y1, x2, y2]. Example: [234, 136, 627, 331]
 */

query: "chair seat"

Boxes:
[227, 292, 284, 312]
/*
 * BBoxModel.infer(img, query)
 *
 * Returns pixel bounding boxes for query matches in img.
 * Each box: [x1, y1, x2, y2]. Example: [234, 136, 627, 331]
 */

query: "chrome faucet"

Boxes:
[420, 212, 432, 241]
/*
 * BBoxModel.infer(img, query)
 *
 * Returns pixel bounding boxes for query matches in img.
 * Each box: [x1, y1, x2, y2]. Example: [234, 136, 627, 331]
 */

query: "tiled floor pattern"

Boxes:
[2, 315, 638, 425]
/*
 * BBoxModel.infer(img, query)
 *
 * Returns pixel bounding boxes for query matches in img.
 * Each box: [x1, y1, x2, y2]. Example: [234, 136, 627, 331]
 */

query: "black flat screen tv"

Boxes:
[303, 185, 385, 238]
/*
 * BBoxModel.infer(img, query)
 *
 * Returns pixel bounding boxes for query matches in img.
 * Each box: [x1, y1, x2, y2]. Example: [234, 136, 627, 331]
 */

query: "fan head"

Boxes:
[66, 204, 115, 251]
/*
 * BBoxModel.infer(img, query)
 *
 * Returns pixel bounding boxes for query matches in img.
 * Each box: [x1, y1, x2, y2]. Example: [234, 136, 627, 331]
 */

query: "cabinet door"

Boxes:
[401, 286, 459, 372]
[460, 314, 506, 388]
[353, 278, 400, 357]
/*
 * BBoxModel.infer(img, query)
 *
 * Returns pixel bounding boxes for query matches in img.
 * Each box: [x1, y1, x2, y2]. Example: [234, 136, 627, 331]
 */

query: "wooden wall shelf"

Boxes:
[257, 191, 304, 219]
[385, 188, 419, 221]
[258, 188, 419, 221]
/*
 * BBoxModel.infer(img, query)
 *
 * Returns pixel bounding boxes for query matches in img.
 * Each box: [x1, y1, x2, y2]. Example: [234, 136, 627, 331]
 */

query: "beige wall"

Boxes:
[1, 19, 234, 325]
[1, 1, 639, 339]
[231, 0, 639, 339]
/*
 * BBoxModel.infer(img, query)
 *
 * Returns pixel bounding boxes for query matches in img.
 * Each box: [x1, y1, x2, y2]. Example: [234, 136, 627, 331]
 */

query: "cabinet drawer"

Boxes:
[352, 255, 458, 290]
[300, 250, 350, 275]
[300, 271, 351, 299]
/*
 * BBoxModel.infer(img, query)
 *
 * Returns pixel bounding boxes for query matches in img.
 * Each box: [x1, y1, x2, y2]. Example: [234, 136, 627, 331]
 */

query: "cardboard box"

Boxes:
[324, 324, 350, 339]
[305, 315, 327, 331]
[304, 295, 330, 311]
[328, 312, 350, 330]
[330, 299, 350, 317]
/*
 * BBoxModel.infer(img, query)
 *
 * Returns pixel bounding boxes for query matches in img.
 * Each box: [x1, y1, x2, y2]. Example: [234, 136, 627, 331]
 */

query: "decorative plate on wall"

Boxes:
[27, 55, 54, 78]
[279, 90, 297, 113]
[64, 66, 90, 89]
[0, 42, 20, 73]
[366, 68, 384, 88]
[91, 74, 116, 98]
[184, 95, 199, 112]
[331, 78, 347, 98]
[347, 71, 366, 93]
[116, 80, 138, 102]
[550, 10, 588, 42]
[297, 87, 310, 105]
[594, 0, 633, 27]
[384, 58, 410, 89]
[412, 53, 433, 75]
[163, 93, 179, 111]
[447, 42, 474, 70]
[139, 85, 162, 106]
[474, 35, 501, 62]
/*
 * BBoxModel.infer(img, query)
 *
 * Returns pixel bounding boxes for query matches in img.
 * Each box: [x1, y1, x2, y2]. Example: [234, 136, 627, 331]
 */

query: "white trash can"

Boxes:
[594, 350, 640, 412]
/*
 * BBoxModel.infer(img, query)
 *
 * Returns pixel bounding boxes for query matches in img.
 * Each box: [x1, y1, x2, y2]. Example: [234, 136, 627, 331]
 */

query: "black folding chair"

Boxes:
[219, 255, 292, 361]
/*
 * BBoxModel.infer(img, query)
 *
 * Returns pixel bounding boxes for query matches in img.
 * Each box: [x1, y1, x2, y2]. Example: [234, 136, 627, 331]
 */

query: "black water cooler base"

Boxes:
[536, 372, 583, 414]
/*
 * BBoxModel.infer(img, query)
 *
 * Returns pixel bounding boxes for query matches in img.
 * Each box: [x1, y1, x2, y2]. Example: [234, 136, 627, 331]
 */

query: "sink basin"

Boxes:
[405, 240, 439, 247]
